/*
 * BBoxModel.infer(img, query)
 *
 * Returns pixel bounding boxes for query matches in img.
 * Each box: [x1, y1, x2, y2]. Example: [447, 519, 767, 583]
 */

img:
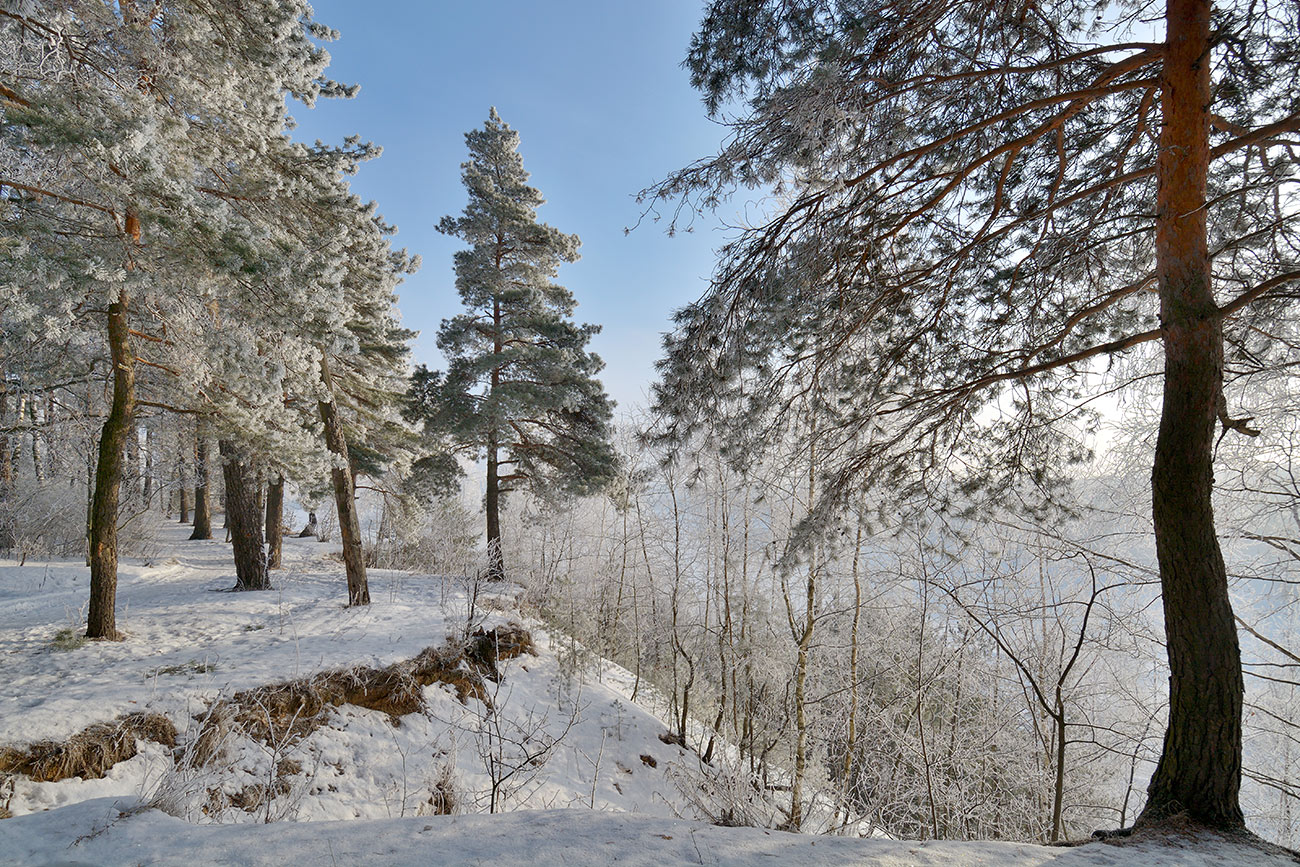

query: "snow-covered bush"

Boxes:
[0, 479, 86, 559]
[366, 495, 476, 578]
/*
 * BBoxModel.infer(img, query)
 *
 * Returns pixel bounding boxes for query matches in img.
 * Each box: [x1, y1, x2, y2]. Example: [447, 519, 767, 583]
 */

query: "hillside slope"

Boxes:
[0, 523, 1292, 865]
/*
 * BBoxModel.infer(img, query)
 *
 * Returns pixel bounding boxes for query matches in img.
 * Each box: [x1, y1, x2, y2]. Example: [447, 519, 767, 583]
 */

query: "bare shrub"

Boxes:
[367, 495, 477, 576]
[421, 759, 457, 816]
[0, 479, 87, 558]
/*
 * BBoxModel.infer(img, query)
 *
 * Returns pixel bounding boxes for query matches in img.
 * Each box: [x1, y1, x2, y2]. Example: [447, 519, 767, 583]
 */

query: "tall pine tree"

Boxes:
[647, 0, 1300, 830]
[411, 109, 616, 581]
[0, 0, 358, 636]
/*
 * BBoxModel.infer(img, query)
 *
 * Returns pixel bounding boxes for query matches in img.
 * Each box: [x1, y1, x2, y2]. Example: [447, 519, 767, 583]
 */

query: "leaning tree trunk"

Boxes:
[87, 291, 135, 640]
[1139, 0, 1244, 829]
[265, 474, 284, 569]
[190, 427, 212, 539]
[219, 440, 269, 591]
[319, 355, 369, 606]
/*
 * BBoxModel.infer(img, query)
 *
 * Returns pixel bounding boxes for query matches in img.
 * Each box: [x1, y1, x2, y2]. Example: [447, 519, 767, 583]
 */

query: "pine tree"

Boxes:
[647, 0, 1300, 831]
[412, 110, 617, 581]
[1, 1, 377, 631]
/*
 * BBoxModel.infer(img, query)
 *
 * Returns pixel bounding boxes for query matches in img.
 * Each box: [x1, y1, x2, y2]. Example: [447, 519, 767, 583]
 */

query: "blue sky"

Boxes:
[291, 0, 731, 413]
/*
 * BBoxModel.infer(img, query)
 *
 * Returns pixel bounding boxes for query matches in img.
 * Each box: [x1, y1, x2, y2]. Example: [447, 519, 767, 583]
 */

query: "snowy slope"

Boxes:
[0, 523, 1293, 866]
[0, 524, 696, 824]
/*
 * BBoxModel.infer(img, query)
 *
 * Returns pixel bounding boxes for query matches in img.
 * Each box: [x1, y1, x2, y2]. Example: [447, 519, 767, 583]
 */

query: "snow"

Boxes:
[0, 522, 1292, 866]
[2, 801, 1291, 867]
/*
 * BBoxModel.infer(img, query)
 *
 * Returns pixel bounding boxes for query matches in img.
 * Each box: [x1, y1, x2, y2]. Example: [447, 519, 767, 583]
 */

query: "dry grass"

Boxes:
[0, 626, 538, 803]
[483, 622, 537, 660]
[204, 779, 291, 815]
[422, 761, 457, 816]
[50, 627, 89, 652]
[0, 713, 176, 783]
[190, 628, 536, 763]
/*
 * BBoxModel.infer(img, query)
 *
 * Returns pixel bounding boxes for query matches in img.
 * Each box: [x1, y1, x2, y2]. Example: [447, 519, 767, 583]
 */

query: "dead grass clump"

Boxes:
[186, 704, 237, 768]
[410, 640, 491, 705]
[190, 629, 538, 759]
[487, 622, 537, 660]
[204, 779, 291, 815]
[319, 666, 426, 721]
[50, 627, 89, 652]
[190, 679, 337, 762]
[0, 712, 176, 783]
[464, 623, 538, 681]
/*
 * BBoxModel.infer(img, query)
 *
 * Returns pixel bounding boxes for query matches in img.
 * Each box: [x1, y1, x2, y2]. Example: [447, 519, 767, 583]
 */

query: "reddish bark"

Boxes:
[1139, 0, 1244, 828]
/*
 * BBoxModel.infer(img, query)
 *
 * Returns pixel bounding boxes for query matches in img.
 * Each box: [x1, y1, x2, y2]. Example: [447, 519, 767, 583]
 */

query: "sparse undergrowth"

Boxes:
[152, 660, 218, 678]
[50, 628, 89, 652]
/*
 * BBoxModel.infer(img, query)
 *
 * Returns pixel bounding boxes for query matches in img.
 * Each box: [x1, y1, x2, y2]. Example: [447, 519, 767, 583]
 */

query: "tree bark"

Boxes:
[177, 435, 189, 524]
[1139, 0, 1244, 829]
[190, 426, 212, 539]
[219, 440, 268, 591]
[29, 396, 44, 483]
[0, 381, 11, 493]
[142, 426, 153, 507]
[484, 297, 505, 582]
[8, 393, 23, 483]
[265, 473, 284, 569]
[319, 355, 369, 605]
[485, 436, 504, 581]
[87, 292, 134, 640]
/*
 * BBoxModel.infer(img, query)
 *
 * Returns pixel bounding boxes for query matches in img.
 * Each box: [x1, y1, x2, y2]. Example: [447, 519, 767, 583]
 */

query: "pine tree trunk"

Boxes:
[219, 440, 268, 591]
[0, 381, 11, 494]
[87, 292, 134, 640]
[177, 436, 189, 524]
[485, 294, 506, 583]
[46, 394, 55, 482]
[190, 428, 212, 539]
[319, 355, 369, 606]
[1138, 0, 1244, 829]
[265, 474, 284, 569]
[142, 426, 153, 507]
[485, 437, 504, 581]
[29, 397, 44, 483]
[8, 393, 23, 483]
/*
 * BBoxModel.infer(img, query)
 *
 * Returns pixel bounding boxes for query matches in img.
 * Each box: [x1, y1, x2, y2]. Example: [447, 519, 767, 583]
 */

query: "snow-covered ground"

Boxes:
[0, 522, 1293, 865]
[4, 802, 1293, 867]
